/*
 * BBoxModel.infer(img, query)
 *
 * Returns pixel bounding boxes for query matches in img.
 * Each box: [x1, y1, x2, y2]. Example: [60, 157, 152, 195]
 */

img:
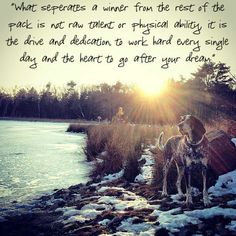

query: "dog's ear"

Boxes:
[191, 116, 206, 141]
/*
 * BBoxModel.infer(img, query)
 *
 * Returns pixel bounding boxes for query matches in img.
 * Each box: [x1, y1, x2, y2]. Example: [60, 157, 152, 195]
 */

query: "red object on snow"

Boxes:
[207, 130, 236, 175]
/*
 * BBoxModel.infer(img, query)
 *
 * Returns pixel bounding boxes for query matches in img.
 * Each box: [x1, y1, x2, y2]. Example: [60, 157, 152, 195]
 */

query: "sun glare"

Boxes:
[138, 79, 168, 97]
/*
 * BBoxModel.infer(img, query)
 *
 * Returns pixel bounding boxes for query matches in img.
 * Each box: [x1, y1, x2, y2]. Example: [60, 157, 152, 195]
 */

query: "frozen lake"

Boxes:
[0, 120, 90, 207]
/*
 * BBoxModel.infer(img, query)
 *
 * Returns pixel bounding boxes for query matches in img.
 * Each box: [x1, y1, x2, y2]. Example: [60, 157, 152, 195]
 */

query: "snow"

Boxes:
[140, 153, 155, 166]
[98, 196, 121, 205]
[99, 218, 111, 226]
[139, 230, 158, 236]
[91, 170, 124, 187]
[72, 145, 236, 233]
[57, 203, 112, 224]
[98, 186, 125, 193]
[123, 193, 138, 201]
[94, 158, 104, 164]
[100, 151, 108, 157]
[73, 209, 100, 222]
[93, 147, 155, 186]
[55, 206, 79, 216]
[117, 217, 156, 234]
[186, 206, 236, 219]
[134, 174, 146, 184]
[150, 206, 236, 233]
[226, 220, 236, 232]
[114, 197, 148, 211]
[151, 208, 200, 233]
[80, 202, 111, 211]
[170, 194, 182, 203]
[90, 150, 108, 165]
[231, 138, 236, 146]
[63, 208, 81, 218]
[98, 193, 154, 211]
[208, 170, 236, 196]
[135, 150, 155, 184]
[227, 200, 236, 207]
[103, 170, 124, 181]
[101, 233, 135, 236]
[97, 186, 160, 212]
[191, 187, 201, 196]
[73, 203, 111, 223]
[63, 209, 102, 224]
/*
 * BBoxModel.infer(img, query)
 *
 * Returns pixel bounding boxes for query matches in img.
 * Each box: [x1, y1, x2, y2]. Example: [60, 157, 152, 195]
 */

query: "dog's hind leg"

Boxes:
[202, 167, 211, 207]
[176, 163, 184, 197]
[162, 159, 171, 197]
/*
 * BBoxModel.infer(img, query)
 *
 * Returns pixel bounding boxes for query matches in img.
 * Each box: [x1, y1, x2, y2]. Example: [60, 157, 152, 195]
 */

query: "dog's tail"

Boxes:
[156, 131, 165, 152]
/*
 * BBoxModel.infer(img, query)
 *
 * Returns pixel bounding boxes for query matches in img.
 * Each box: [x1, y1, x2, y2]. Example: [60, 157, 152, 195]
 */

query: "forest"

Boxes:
[0, 62, 235, 124]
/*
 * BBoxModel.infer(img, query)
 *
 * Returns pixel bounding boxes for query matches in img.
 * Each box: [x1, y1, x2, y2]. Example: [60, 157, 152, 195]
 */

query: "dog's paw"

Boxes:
[185, 194, 193, 207]
[161, 191, 168, 197]
[203, 197, 211, 207]
[203, 192, 211, 207]
[177, 192, 184, 198]
[185, 200, 194, 209]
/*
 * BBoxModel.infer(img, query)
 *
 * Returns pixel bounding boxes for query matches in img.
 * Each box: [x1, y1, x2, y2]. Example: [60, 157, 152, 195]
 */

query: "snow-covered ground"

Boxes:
[1, 141, 236, 235]
[231, 138, 236, 146]
[53, 144, 236, 235]
[135, 149, 155, 184]
[209, 170, 236, 196]
[54, 165, 236, 235]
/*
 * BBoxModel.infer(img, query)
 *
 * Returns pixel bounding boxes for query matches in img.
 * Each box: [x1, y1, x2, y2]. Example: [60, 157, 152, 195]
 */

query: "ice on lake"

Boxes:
[0, 120, 90, 207]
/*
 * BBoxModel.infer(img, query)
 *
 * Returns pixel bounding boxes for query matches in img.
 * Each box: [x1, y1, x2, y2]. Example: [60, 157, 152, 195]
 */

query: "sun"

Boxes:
[138, 79, 168, 97]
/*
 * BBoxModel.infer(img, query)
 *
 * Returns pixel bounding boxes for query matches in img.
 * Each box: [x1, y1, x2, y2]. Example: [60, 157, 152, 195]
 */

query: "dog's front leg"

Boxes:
[176, 164, 184, 197]
[185, 168, 193, 207]
[202, 167, 211, 207]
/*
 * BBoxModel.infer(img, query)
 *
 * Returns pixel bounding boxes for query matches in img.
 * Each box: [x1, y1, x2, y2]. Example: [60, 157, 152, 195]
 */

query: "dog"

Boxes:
[157, 115, 211, 207]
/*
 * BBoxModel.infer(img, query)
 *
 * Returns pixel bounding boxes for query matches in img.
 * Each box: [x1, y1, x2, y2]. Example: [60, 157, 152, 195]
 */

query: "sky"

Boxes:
[0, 0, 235, 89]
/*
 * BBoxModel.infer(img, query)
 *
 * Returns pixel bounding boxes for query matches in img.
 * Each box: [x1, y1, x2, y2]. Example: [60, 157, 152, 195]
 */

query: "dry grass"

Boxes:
[206, 118, 236, 137]
[87, 124, 143, 179]
[84, 123, 178, 181]
[84, 125, 113, 161]
[82, 117, 235, 185]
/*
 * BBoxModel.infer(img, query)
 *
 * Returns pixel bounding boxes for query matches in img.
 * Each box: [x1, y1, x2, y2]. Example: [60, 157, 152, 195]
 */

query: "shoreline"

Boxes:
[0, 117, 100, 124]
[1, 171, 236, 236]
[1, 147, 236, 235]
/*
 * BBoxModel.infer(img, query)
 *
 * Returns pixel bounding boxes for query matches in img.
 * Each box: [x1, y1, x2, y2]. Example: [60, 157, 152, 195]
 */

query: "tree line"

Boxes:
[0, 62, 235, 124]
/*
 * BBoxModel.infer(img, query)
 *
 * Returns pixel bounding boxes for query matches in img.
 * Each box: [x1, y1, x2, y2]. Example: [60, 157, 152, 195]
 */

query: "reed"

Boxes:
[85, 123, 178, 181]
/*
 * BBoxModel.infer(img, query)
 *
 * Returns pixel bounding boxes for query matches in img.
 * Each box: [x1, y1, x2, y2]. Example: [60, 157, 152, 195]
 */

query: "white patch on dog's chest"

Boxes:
[185, 155, 207, 167]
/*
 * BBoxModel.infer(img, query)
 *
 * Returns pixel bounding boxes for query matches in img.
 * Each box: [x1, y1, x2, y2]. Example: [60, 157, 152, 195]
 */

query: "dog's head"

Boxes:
[178, 115, 206, 143]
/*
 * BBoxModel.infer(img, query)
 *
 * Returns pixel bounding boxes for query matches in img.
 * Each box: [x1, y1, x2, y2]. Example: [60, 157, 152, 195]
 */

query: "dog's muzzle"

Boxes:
[178, 123, 184, 134]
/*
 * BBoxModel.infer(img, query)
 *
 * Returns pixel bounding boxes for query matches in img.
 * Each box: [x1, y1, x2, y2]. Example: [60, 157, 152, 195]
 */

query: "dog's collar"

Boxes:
[185, 134, 206, 147]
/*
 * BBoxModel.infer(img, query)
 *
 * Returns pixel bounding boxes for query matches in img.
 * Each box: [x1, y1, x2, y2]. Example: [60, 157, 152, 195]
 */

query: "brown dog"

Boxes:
[158, 115, 211, 207]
